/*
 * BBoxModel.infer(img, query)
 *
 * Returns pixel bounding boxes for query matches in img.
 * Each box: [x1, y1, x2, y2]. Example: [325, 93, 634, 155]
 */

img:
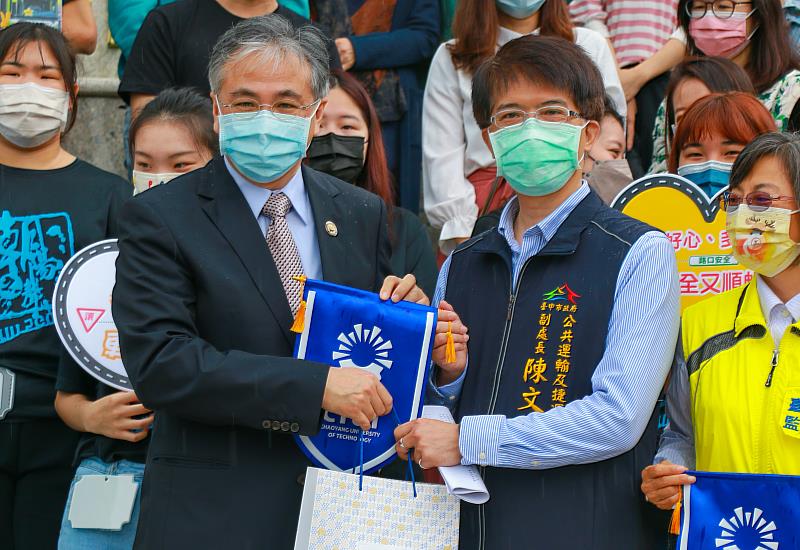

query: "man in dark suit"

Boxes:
[112, 15, 426, 549]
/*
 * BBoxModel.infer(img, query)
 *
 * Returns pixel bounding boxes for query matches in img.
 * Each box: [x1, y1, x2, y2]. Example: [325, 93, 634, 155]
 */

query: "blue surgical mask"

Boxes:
[677, 160, 732, 198]
[217, 99, 318, 183]
[489, 117, 586, 197]
[496, 0, 546, 19]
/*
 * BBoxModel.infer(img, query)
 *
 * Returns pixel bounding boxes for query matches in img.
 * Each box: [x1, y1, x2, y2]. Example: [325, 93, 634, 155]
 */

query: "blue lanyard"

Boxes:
[351, 408, 417, 498]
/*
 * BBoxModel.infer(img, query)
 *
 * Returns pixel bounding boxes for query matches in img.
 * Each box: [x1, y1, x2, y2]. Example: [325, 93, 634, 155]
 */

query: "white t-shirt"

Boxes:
[422, 26, 626, 253]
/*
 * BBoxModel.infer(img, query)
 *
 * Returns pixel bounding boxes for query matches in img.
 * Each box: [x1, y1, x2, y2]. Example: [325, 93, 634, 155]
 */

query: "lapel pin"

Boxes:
[324, 220, 338, 237]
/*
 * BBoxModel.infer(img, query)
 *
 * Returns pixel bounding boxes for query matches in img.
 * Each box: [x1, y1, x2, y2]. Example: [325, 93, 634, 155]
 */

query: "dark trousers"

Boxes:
[627, 71, 670, 178]
[0, 419, 80, 549]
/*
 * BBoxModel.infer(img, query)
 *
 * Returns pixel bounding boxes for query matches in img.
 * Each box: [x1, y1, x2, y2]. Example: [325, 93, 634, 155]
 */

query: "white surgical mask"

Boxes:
[0, 82, 69, 148]
[131, 170, 183, 195]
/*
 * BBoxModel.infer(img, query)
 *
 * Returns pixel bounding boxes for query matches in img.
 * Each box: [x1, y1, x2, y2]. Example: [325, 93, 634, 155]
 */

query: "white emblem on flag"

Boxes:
[715, 506, 779, 549]
[332, 324, 393, 379]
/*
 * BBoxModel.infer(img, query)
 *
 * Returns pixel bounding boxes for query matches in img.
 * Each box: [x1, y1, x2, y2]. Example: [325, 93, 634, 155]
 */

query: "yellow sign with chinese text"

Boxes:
[612, 175, 752, 311]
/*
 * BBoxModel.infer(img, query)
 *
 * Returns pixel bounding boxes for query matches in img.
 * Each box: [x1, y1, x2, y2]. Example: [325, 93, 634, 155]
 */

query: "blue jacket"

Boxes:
[348, 0, 440, 93]
[446, 192, 667, 550]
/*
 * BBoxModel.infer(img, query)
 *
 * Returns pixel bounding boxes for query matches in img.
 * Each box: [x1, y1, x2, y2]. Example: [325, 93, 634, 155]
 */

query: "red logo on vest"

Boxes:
[542, 284, 581, 305]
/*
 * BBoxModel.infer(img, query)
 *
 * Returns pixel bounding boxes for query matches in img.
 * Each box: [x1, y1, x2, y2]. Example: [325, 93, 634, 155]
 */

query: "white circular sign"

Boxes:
[52, 239, 129, 390]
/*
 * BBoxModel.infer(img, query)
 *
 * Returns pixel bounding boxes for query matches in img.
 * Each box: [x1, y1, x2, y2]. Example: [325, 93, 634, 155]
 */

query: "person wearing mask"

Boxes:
[422, 0, 625, 258]
[644, 0, 800, 173]
[583, 95, 634, 204]
[54, 88, 217, 549]
[651, 56, 755, 173]
[312, 0, 440, 213]
[395, 35, 680, 549]
[118, 0, 341, 116]
[306, 69, 437, 296]
[111, 16, 426, 548]
[668, 92, 776, 197]
[128, 87, 218, 194]
[0, 23, 130, 549]
[642, 131, 800, 509]
[569, 0, 679, 174]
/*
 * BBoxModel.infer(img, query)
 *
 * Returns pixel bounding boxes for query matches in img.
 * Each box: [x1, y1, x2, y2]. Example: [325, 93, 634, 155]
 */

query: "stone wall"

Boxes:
[62, 1, 127, 178]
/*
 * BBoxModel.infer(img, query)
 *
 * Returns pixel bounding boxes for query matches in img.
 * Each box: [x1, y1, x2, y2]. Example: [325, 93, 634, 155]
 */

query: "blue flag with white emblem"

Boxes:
[293, 279, 436, 474]
[678, 471, 800, 550]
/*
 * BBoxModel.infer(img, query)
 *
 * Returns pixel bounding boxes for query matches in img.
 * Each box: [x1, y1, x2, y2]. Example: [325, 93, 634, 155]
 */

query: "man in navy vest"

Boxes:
[394, 36, 680, 549]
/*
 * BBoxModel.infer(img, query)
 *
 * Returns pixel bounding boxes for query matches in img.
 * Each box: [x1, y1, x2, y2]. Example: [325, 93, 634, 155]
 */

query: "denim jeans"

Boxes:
[57, 457, 145, 550]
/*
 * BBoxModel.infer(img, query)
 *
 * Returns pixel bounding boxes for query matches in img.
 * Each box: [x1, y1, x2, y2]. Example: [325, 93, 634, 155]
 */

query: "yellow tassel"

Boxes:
[445, 321, 457, 364]
[290, 275, 307, 333]
[669, 497, 682, 536]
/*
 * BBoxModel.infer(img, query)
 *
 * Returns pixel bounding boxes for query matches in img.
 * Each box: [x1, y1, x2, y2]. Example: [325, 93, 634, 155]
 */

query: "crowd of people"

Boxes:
[0, 0, 799, 549]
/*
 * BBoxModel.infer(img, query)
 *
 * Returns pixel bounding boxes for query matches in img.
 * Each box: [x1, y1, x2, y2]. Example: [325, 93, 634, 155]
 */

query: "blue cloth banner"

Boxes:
[679, 471, 800, 550]
[294, 279, 437, 474]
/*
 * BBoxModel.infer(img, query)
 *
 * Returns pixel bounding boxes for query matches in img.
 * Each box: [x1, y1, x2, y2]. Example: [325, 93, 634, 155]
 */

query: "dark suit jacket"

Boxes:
[112, 158, 391, 549]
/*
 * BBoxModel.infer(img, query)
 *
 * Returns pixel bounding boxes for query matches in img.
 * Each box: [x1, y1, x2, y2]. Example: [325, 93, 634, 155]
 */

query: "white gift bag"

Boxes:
[294, 467, 460, 549]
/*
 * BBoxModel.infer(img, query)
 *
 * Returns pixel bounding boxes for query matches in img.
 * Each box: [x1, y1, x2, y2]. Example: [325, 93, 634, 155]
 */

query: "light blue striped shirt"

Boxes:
[427, 183, 681, 469]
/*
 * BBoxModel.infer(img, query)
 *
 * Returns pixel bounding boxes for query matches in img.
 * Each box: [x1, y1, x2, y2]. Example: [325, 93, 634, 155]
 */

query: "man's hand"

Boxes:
[82, 392, 153, 443]
[394, 419, 462, 469]
[432, 300, 468, 385]
[335, 38, 356, 71]
[380, 274, 429, 305]
[641, 460, 696, 510]
[322, 367, 393, 430]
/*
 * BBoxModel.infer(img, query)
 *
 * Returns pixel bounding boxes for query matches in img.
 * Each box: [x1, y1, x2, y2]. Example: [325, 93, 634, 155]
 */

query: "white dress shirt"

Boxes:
[422, 26, 626, 254]
[225, 158, 322, 280]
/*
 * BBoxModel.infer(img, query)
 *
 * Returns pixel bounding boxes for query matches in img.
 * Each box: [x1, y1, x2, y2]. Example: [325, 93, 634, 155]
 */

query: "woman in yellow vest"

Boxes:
[641, 131, 800, 510]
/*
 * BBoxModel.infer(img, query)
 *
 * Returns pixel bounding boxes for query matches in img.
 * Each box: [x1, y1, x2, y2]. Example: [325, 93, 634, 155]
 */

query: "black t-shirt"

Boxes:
[119, 0, 341, 103]
[0, 159, 130, 419]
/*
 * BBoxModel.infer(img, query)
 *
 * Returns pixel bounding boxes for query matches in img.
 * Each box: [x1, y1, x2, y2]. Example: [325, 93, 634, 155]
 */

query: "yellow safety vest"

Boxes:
[682, 280, 800, 474]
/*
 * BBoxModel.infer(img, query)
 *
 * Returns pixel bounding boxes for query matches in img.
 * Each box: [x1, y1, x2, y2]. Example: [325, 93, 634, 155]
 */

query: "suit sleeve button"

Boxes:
[290, 422, 300, 433]
[281, 421, 290, 432]
[272, 421, 281, 430]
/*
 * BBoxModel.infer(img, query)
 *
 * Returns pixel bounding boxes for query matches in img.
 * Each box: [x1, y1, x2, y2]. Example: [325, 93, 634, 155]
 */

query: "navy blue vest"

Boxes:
[446, 192, 668, 550]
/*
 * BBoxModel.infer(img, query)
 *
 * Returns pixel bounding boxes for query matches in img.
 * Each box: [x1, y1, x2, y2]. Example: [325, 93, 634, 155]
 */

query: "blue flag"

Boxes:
[679, 471, 800, 550]
[293, 279, 437, 474]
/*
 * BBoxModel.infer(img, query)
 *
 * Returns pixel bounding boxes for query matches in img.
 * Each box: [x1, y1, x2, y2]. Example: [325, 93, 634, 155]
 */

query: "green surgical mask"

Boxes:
[489, 117, 586, 196]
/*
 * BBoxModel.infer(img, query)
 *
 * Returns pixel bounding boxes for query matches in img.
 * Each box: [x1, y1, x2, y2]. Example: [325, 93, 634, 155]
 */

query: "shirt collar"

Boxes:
[497, 183, 591, 251]
[756, 275, 800, 323]
[224, 157, 310, 225]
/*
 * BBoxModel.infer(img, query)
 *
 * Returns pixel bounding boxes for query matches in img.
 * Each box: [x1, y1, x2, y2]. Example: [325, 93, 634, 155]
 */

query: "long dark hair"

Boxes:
[128, 87, 218, 160]
[678, 0, 800, 92]
[664, 57, 755, 150]
[450, 0, 573, 75]
[328, 69, 395, 210]
[0, 23, 78, 132]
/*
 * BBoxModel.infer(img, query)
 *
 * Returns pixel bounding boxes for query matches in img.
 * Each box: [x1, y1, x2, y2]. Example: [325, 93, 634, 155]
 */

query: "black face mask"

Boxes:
[306, 133, 365, 184]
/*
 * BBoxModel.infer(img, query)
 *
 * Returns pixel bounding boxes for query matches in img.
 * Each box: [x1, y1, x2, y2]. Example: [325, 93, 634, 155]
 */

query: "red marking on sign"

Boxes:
[77, 308, 106, 333]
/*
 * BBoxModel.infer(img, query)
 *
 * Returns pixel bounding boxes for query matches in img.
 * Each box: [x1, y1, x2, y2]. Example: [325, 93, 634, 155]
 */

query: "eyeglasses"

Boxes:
[218, 98, 320, 120]
[722, 191, 797, 211]
[686, 0, 753, 19]
[490, 105, 585, 129]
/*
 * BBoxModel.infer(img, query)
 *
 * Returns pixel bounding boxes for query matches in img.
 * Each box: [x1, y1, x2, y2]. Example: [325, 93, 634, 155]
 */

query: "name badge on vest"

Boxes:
[782, 387, 800, 439]
[68, 475, 139, 530]
[0, 367, 14, 420]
